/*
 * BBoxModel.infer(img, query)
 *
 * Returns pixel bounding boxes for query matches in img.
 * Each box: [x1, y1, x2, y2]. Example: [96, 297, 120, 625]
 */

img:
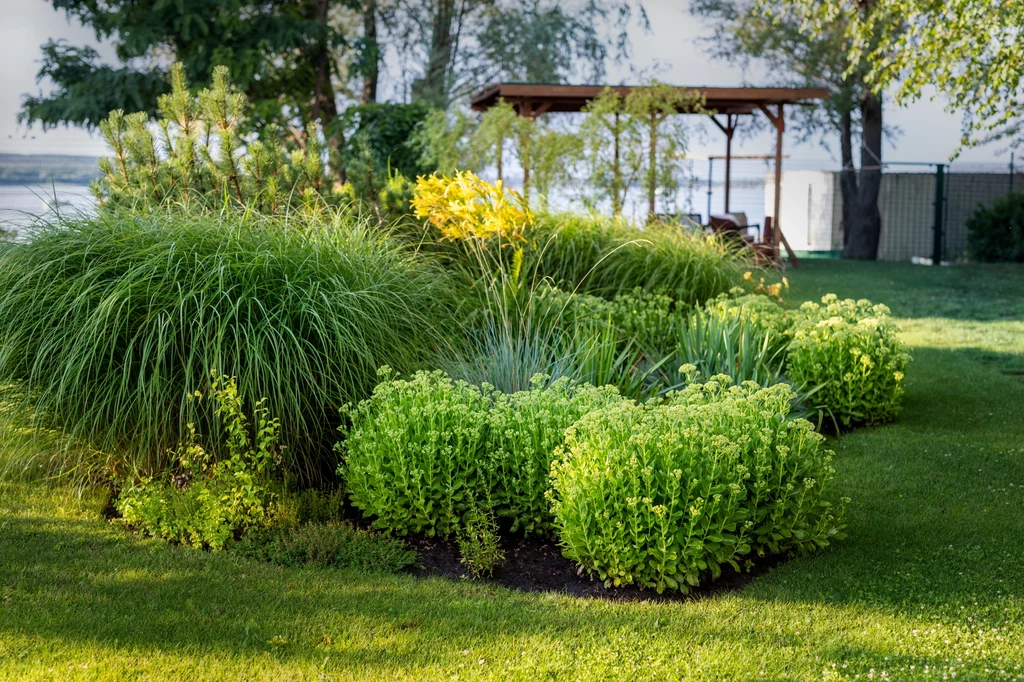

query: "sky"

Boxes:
[0, 0, 1014, 169]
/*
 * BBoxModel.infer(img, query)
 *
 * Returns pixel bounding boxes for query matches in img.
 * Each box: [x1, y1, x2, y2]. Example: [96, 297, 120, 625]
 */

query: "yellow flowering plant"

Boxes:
[411, 171, 532, 242]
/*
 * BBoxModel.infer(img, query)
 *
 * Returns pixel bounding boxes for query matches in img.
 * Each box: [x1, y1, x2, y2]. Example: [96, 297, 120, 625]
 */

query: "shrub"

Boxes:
[788, 295, 911, 426]
[339, 369, 492, 537]
[235, 522, 416, 572]
[966, 192, 1024, 262]
[483, 376, 622, 534]
[95, 64, 338, 214]
[116, 375, 281, 549]
[0, 210, 456, 479]
[550, 377, 844, 593]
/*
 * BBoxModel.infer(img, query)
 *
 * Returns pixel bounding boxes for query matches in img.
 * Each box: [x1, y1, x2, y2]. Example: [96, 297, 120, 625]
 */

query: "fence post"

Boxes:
[706, 157, 713, 222]
[932, 163, 946, 266]
[1011, 152, 1015, 193]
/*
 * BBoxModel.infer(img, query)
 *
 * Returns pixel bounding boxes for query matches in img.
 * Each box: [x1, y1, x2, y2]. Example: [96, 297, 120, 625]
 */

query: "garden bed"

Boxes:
[406, 534, 787, 602]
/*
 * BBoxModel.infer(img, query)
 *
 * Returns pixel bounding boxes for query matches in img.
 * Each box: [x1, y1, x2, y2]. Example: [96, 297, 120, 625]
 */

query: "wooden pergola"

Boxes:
[470, 83, 829, 265]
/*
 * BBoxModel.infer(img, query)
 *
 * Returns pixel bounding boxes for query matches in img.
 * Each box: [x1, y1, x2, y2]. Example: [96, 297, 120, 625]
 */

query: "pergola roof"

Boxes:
[470, 83, 829, 116]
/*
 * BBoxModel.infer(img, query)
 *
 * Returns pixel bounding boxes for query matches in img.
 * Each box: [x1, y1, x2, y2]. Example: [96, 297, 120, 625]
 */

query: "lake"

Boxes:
[0, 183, 96, 232]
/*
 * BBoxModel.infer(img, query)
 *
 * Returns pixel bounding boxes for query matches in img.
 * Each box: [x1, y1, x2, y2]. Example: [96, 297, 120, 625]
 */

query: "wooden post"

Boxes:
[772, 105, 783, 260]
[724, 114, 734, 213]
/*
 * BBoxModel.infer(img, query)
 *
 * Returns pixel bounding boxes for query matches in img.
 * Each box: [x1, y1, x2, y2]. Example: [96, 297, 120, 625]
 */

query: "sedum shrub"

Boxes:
[339, 369, 492, 537]
[483, 376, 623, 534]
[788, 295, 911, 426]
[116, 375, 281, 550]
[550, 376, 845, 593]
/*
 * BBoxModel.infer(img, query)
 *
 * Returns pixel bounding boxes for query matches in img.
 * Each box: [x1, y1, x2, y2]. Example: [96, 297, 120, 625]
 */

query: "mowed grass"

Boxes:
[2, 260, 1024, 681]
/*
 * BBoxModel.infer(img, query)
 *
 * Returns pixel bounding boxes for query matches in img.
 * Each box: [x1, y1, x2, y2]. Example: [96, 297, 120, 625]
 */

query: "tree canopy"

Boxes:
[760, 0, 1024, 150]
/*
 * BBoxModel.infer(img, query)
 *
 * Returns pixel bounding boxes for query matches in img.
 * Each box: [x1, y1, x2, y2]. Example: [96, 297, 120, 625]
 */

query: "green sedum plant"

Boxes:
[550, 376, 845, 593]
[116, 374, 281, 550]
[483, 376, 623, 534]
[788, 294, 911, 426]
[339, 369, 492, 537]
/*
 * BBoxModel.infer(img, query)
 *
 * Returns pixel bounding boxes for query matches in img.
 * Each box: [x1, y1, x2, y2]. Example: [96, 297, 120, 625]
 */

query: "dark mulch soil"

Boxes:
[406, 535, 787, 603]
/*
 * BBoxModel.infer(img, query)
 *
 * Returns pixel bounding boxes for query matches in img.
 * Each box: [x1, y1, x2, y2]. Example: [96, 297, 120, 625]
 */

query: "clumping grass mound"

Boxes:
[550, 376, 845, 593]
[0, 210, 456, 479]
[527, 212, 750, 306]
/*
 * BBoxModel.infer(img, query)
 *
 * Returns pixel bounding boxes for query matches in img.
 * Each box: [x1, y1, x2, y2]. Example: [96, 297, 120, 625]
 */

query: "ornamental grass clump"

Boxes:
[549, 376, 845, 593]
[788, 294, 911, 427]
[339, 369, 492, 537]
[0, 210, 456, 480]
[526, 212, 750, 306]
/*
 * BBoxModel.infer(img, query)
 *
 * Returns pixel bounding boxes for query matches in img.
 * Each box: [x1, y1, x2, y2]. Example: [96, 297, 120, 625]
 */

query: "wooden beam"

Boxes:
[771, 104, 784, 266]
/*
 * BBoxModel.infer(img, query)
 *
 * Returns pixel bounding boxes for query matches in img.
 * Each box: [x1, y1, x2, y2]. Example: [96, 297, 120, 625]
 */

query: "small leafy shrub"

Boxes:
[116, 375, 281, 549]
[235, 522, 416, 572]
[788, 295, 911, 426]
[339, 369, 492, 537]
[456, 504, 506, 578]
[483, 376, 622, 534]
[966, 192, 1024, 262]
[550, 377, 844, 593]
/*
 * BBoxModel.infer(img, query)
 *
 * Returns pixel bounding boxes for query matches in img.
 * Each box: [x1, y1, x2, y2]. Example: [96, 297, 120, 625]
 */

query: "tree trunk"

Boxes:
[843, 89, 883, 259]
[412, 0, 459, 107]
[838, 109, 858, 248]
[310, 0, 338, 133]
[360, 0, 379, 104]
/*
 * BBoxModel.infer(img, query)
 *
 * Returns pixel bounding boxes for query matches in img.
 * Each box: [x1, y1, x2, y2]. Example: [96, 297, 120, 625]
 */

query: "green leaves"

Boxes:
[549, 377, 845, 593]
[787, 294, 912, 427]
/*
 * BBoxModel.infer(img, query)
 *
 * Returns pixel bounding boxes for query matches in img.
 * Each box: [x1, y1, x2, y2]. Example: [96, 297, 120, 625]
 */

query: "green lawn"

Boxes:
[2, 261, 1024, 681]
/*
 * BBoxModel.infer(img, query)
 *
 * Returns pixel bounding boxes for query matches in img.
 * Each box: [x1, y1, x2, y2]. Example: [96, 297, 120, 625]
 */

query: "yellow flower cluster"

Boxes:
[743, 271, 789, 301]
[411, 171, 532, 242]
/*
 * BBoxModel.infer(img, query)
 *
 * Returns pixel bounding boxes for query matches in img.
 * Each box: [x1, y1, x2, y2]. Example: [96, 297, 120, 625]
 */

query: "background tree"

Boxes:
[20, 0, 356, 138]
[625, 82, 704, 220]
[579, 87, 645, 216]
[694, 0, 887, 259]
[768, 0, 1024, 152]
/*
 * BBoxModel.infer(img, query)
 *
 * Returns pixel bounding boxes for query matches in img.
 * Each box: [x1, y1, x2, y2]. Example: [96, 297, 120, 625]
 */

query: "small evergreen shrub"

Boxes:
[483, 376, 622, 534]
[116, 375, 282, 550]
[788, 295, 911, 426]
[235, 522, 416, 572]
[339, 369, 492, 537]
[550, 377, 845, 593]
[966, 192, 1024, 262]
[95, 64, 338, 214]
